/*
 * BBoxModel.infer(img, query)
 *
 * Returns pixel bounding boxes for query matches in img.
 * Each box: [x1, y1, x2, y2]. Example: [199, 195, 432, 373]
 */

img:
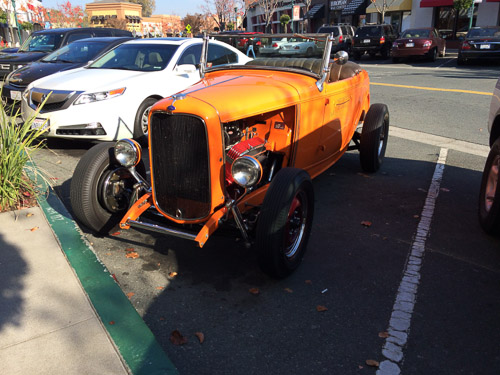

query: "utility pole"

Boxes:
[291, 0, 295, 32]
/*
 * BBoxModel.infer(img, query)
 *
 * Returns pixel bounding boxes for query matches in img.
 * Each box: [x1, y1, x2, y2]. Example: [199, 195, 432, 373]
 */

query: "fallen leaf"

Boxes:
[358, 365, 364, 369]
[30, 226, 39, 232]
[413, 215, 419, 218]
[159, 317, 165, 321]
[357, 173, 373, 178]
[194, 332, 205, 344]
[170, 330, 188, 345]
[106, 252, 111, 256]
[126, 292, 135, 299]
[125, 247, 135, 252]
[378, 331, 389, 338]
[22, 191, 31, 197]
[109, 321, 115, 325]
[479, 128, 483, 132]
[168, 271, 178, 278]
[305, 280, 312, 285]
[284, 288, 293, 293]
[26, 213, 33, 217]
[56, 160, 62, 164]
[111, 231, 121, 236]
[440, 188, 450, 192]
[361, 221, 372, 227]
[156, 286, 164, 290]
[316, 305, 328, 312]
[366, 359, 379, 367]
[249, 287, 260, 295]
[125, 252, 139, 259]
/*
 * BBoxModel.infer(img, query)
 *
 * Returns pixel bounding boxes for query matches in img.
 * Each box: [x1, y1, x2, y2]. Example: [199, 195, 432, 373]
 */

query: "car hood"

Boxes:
[9, 61, 83, 87]
[171, 70, 317, 122]
[0, 51, 48, 63]
[33, 68, 164, 92]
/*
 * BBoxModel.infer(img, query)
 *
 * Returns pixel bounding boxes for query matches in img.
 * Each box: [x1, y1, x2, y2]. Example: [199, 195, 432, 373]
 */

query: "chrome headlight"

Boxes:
[114, 139, 141, 168]
[74, 87, 125, 105]
[231, 156, 262, 188]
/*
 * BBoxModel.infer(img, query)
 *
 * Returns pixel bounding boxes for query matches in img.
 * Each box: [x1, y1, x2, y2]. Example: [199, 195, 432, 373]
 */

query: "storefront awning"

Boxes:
[420, 0, 452, 7]
[342, 0, 367, 15]
[366, 0, 412, 13]
[304, 4, 324, 19]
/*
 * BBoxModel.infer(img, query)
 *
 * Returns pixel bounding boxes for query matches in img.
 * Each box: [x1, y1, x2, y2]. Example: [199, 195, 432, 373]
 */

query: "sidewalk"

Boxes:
[0, 188, 178, 375]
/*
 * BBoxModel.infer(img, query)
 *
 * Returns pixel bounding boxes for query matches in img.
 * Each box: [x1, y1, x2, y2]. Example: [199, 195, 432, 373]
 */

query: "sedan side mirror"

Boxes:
[175, 64, 197, 75]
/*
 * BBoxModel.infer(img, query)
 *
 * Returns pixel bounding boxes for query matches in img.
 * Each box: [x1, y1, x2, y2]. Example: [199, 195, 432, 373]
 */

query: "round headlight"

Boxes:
[231, 156, 262, 188]
[114, 139, 141, 168]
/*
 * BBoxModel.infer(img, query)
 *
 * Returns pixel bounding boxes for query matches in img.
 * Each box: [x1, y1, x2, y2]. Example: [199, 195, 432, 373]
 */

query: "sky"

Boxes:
[40, 0, 204, 18]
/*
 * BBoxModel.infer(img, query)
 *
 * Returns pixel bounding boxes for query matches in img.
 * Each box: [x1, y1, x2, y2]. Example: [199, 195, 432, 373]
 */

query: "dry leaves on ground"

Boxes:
[125, 252, 139, 259]
[30, 226, 39, 232]
[249, 288, 260, 295]
[378, 331, 389, 338]
[126, 292, 135, 299]
[361, 221, 372, 227]
[170, 330, 188, 345]
[366, 359, 380, 367]
[194, 332, 205, 344]
[284, 288, 293, 293]
[168, 271, 178, 278]
[316, 305, 328, 312]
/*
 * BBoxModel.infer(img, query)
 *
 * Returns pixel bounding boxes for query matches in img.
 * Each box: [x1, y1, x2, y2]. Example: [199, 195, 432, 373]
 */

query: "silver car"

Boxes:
[479, 77, 500, 233]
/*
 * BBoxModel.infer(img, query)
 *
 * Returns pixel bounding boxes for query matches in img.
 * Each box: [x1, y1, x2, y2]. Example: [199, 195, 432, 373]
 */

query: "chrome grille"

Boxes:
[150, 112, 211, 220]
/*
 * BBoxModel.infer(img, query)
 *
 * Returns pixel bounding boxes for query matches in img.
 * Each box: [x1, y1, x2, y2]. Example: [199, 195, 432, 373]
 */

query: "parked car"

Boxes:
[279, 37, 319, 57]
[479, 77, 500, 234]
[458, 26, 500, 65]
[392, 28, 446, 62]
[1, 37, 133, 111]
[352, 24, 397, 59]
[317, 24, 355, 54]
[21, 38, 251, 142]
[0, 27, 132, 79]
[258, 37, 288, 56]
[69, 33, 390, 278]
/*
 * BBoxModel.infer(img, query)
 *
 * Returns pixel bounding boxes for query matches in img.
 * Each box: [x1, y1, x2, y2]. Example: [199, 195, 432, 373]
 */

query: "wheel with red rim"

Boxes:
[256, 168, 314, 278]
[479, 138, 500, 234]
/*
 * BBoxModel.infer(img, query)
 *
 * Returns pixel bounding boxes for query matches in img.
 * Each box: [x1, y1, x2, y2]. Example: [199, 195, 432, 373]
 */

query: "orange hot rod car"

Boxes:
[70, 34, 390, 278]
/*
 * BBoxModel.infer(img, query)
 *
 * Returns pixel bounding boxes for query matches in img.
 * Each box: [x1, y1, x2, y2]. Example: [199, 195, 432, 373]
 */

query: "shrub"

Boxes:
[0, 97, 48, 211]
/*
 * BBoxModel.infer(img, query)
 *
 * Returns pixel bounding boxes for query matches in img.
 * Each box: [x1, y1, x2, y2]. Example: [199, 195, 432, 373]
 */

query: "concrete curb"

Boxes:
[36, 182, 178, 375]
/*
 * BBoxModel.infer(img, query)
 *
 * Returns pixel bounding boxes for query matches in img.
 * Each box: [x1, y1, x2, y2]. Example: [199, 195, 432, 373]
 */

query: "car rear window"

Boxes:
[318, 27, 340, 37]
[355, 26, 382, 38]
[467, 27, 500, 38]
[400, 29, 431, 38]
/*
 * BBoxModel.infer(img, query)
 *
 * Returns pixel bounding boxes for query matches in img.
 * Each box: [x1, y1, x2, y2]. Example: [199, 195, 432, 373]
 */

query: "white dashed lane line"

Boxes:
[376, 148, 449, 375]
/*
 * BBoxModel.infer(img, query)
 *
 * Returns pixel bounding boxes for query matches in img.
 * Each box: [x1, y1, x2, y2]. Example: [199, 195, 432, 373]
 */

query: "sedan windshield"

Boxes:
[88, 44, 178, 71]
[19, 33, 64, 52]
[41, 41, 109, 63]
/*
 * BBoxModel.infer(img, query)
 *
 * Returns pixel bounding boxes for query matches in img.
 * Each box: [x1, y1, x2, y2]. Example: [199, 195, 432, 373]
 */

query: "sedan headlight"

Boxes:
[114, 139, 141, 168]
[74, 87, 125, 105]
[231, 156, 262, 188]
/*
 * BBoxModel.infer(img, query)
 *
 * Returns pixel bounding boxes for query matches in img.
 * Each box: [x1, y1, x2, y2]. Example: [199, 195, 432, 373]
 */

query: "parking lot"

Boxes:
[32, 57, 500, 374]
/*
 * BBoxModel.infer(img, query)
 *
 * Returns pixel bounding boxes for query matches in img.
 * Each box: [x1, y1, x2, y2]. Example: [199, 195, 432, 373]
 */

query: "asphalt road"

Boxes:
[33, 56, 500, 375]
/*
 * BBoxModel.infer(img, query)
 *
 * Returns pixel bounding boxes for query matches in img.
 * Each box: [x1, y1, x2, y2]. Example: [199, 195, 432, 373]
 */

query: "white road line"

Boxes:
[390, 126, 489, 157]
[377, 148, 448, 375]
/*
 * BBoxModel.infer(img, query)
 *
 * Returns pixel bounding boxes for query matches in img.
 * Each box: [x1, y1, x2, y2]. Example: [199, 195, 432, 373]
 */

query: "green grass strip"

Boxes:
[36, 178, 178, 375]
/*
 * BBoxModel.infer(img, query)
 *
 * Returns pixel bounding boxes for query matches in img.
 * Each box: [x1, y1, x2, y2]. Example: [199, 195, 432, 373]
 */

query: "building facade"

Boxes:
[86, 0, 142, 34]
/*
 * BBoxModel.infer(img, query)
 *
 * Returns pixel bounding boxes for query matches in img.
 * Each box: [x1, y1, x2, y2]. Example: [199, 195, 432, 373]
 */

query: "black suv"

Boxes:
[352, 24, 397, 59]
[0, 27, 132, 79]
[317, 24, 355, 54]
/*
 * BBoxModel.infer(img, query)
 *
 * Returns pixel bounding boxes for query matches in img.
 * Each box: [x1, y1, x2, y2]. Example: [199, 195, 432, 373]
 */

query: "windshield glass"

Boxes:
[211, 33, 328, 77]
[467, 27, 500, 38]
[19, 33, 63, 52]
[88, 43, 178, 71]
[41, 41, 109, 63]
[400, 29, 431, 38]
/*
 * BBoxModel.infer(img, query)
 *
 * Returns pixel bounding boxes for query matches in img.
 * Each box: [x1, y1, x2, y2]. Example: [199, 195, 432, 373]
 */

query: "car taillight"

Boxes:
[272, 42, 278, 47]
[423, 40, 432, 47]
[461, 42, 471, 50]
[380, 36, 385, 44]
[339, 35, 343, 43]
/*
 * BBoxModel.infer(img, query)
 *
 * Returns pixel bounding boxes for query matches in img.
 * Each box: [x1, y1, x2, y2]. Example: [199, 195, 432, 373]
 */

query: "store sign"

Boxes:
[293, 5, 300, 21]
[330, 0, 348, 11]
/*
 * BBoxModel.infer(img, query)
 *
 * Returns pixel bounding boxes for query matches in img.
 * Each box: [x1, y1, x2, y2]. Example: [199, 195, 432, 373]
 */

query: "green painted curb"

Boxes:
[36, 181, 178, 375]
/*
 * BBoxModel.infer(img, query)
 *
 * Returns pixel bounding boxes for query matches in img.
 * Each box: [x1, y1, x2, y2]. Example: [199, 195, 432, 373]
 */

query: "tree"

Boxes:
[200, 0, 236, 31]
[280, 14, 290, 33]
[257, 0, 279, 33]
[368, 0, 396, 24]
[128, 0, 156, 17]
[182, 13, 207, 35]
[105, 18, 128, 30]
[43, 1, 84, 28]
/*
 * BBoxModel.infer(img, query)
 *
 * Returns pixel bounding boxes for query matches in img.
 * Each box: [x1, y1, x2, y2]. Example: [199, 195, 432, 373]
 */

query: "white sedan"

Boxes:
[21, 38, 251, 141]
[278, 38, 318, 57]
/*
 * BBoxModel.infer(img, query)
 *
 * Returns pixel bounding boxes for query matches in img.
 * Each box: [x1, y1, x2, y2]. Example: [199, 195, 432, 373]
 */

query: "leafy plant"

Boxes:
[280, 14, 291, 33]
[0, 95, 49, 211]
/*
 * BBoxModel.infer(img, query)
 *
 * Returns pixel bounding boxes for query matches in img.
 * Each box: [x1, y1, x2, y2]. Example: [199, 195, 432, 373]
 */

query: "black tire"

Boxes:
[428, 48, 437, 62]
[359, 103, 390, 173]
[134, 97, 158, 142]
[479, 139, 500, 235]
[70, 142, 146, 234]
[256, 168, 314, 278]
[457, 56, 467, 66]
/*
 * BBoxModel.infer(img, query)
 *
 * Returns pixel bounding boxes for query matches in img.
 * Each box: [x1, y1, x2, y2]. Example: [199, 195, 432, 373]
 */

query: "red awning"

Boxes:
[420, 0, 453, 7]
